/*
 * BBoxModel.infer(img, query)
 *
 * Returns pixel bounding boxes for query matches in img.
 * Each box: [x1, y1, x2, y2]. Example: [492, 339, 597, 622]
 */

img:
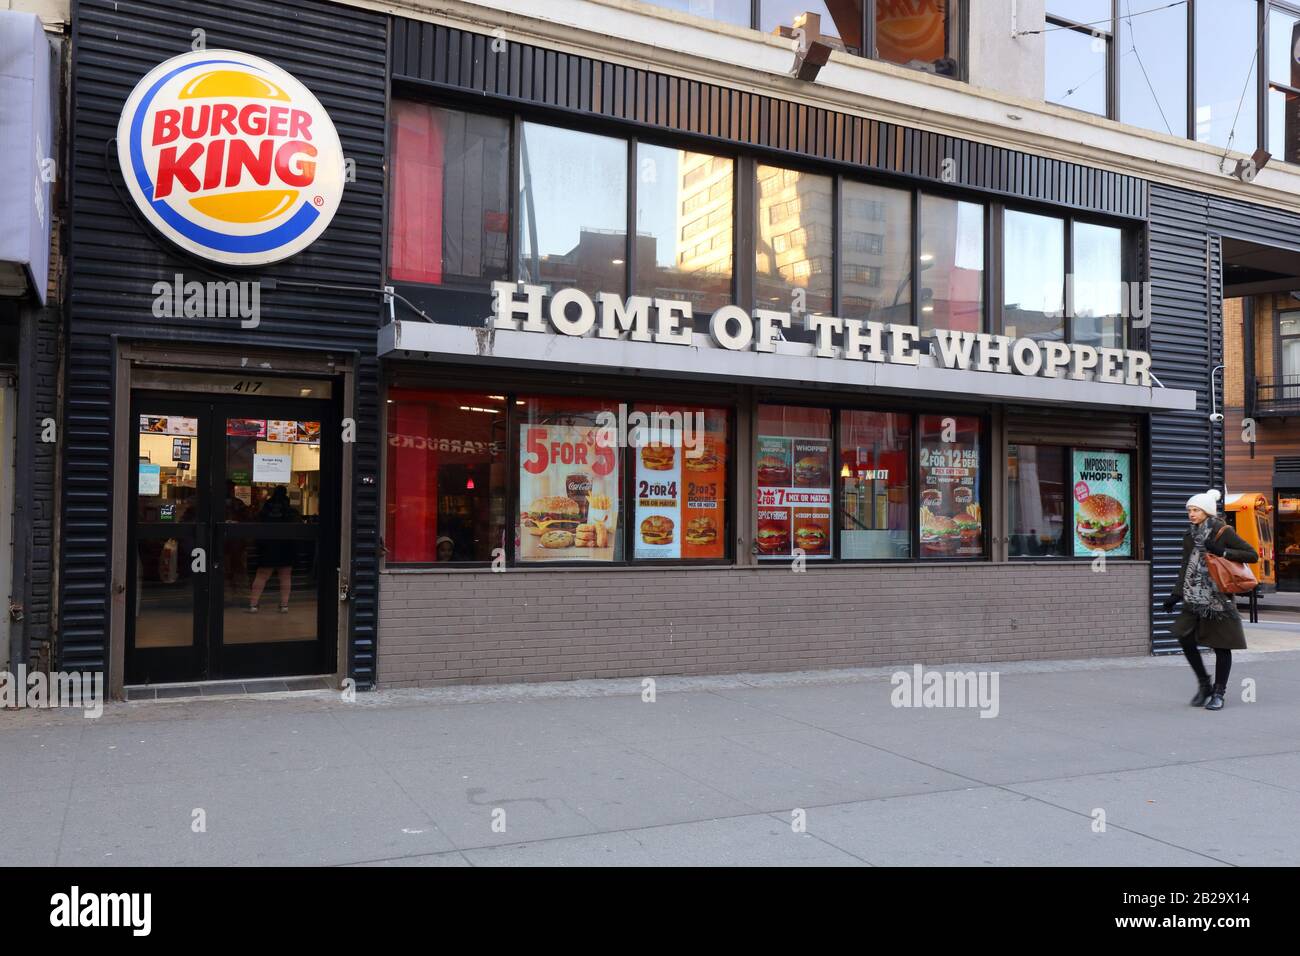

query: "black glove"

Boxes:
[1206, 538, 1227, 557]
[1161, 595, 1177, 614]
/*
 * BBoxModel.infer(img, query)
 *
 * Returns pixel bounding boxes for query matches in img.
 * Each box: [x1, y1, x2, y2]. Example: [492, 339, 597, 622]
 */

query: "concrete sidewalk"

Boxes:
[3, 650, 1299, 866]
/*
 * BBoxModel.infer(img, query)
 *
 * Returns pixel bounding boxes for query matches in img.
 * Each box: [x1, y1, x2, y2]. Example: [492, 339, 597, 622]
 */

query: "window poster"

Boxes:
[267, 420, 297, 442]
[226, 418, 267, 438]
[919, 417, 982, 557]
[266, 420, 322, 444]
[1072, 449, 1132, 557]
[755, 434, 832, 559]
[138, 463, 161, 495]
[633, 406, 727, 560]
[253, 453, 293, 484]
[172, 437, 192, 462]
[139, 415, 197, 436]
[517, 421, 621, 562]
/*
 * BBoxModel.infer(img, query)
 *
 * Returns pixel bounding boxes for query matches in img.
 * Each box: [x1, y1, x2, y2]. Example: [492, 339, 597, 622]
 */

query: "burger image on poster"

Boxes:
[116, 49, 345, 266]
[1076, 494, 1129, 552]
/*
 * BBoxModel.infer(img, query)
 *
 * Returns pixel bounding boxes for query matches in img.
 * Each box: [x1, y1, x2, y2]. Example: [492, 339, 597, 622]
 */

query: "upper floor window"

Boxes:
[840, 180, 911, 324]
[635, 144, 735, 314]
[1003, 210, 1126, 347]
[644, 0, 962, 77]
[1197, 0, 1259, 149]
[918, 194, 984, 334]
[389, 103, 1131, 348]
[389, 103, 510, 285]
[1043, 2, 1300, 166]
[1118, 0, 1188, 138]
[1268, 3, 1300, 163]
[1044, 1, 1112, 116]
[756, 164, 834, 315]
[517, 123, 628, 296]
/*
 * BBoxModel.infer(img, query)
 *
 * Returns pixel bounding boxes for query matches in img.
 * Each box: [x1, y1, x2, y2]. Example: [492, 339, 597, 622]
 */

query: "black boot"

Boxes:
[1205, 689, 1225, 711]
[1190, 679, 1213, 707]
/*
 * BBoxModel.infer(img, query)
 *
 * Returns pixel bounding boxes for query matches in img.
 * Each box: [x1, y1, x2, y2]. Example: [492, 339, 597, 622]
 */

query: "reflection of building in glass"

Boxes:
[756, 164, 833, 312]
[671, 151, 734, 312]
[534, 229, 653, 294]
[841, 191, 910, 323]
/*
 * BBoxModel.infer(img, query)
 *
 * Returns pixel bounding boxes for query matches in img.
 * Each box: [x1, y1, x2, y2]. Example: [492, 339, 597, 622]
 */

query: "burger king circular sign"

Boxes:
[116, 50, 344, 266]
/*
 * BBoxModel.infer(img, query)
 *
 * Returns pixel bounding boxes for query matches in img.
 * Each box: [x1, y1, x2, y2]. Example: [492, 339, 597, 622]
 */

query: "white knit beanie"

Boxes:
[1186, 488, 1221, 516]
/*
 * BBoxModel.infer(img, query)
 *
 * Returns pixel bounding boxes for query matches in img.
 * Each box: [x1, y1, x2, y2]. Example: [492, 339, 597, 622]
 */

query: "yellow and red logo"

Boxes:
[117, 50, 344, 266]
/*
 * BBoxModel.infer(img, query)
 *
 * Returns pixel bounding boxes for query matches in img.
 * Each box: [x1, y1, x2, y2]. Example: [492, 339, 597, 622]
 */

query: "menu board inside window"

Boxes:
[755, 405, 832, 559]
[516, 397, 622, 562]
[633, 405, 728, 560]
[918, 415, 983, 558]
[1071, 449, 1132, 557]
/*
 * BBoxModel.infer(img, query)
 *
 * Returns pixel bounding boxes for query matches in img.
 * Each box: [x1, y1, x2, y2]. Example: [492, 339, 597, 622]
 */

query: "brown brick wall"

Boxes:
[1258, 294, 1276, 384]
[1225, 297, 1244, 408]
[376, 562, 1151, 686]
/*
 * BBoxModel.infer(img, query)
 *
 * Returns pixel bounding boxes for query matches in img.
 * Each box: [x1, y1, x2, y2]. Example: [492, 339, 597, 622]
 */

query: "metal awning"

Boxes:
[379, 320, 1197, 413]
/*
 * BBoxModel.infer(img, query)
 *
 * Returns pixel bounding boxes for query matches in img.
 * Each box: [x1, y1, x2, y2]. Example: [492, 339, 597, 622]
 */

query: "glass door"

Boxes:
[128, 402, 208, 683]
[213, 402, 336, 678]
[126, 392, 339, 684]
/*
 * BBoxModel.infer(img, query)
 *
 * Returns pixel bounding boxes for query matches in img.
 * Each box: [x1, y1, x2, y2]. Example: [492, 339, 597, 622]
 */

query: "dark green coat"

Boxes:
[1169, 516, 1259, 650]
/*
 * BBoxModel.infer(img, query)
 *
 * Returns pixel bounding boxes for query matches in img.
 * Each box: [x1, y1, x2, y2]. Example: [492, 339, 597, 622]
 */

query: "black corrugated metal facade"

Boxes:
[62, 0, 387, 684]
[1146, 184, 1223, 653]
[390, 18, 1147, 220]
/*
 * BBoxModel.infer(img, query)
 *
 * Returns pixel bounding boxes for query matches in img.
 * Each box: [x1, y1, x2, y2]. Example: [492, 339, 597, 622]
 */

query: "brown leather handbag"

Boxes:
[1206, 525, 1258, 594]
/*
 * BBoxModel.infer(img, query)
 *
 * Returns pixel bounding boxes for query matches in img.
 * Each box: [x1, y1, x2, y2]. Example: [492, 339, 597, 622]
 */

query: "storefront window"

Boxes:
[918, 194, 983, 335]
[635, 144, 734, 315]
[840, 181, 912, 325]
[389, 103, 510, 285]
[518, 123, 628, 296]
[755, 164, 833, 316]
[1003, 209, 1065, 342]
[632, 404, 729, 559]
[1008, 444, 1069, 557]
[839, 411, 911, 559]
[1072, 221, 1124, 350]
[755, 405, 833, 559]
[516, 396, 624, 562]
[918, 414, 983, 558]
[385, 390, 507, 563]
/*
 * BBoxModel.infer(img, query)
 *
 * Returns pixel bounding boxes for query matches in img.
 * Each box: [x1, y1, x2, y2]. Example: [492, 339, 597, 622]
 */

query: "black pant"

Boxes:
[1178, 636, 1231, 692]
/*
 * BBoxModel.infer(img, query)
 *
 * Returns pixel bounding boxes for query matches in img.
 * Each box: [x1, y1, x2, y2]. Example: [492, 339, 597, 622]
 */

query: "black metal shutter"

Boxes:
[1005, 407, 1141, 447]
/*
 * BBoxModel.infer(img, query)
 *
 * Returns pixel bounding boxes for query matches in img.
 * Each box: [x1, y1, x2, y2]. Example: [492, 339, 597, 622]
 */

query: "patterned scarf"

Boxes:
[1183, 519, 1232, 620]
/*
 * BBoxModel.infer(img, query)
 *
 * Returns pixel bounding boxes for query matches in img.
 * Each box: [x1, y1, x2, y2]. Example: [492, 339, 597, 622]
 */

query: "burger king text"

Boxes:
[493, 283, 1153, 387]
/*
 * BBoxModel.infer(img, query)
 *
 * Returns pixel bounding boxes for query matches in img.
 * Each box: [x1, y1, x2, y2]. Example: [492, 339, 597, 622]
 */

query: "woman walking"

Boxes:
[1161, 489, 1258, 711]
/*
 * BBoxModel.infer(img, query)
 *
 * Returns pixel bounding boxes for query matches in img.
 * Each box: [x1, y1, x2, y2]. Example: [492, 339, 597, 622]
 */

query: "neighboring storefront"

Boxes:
[1, 10, 60, 676]
[1225, 290, 1300, 592]
[65, 0, 1300, 693]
